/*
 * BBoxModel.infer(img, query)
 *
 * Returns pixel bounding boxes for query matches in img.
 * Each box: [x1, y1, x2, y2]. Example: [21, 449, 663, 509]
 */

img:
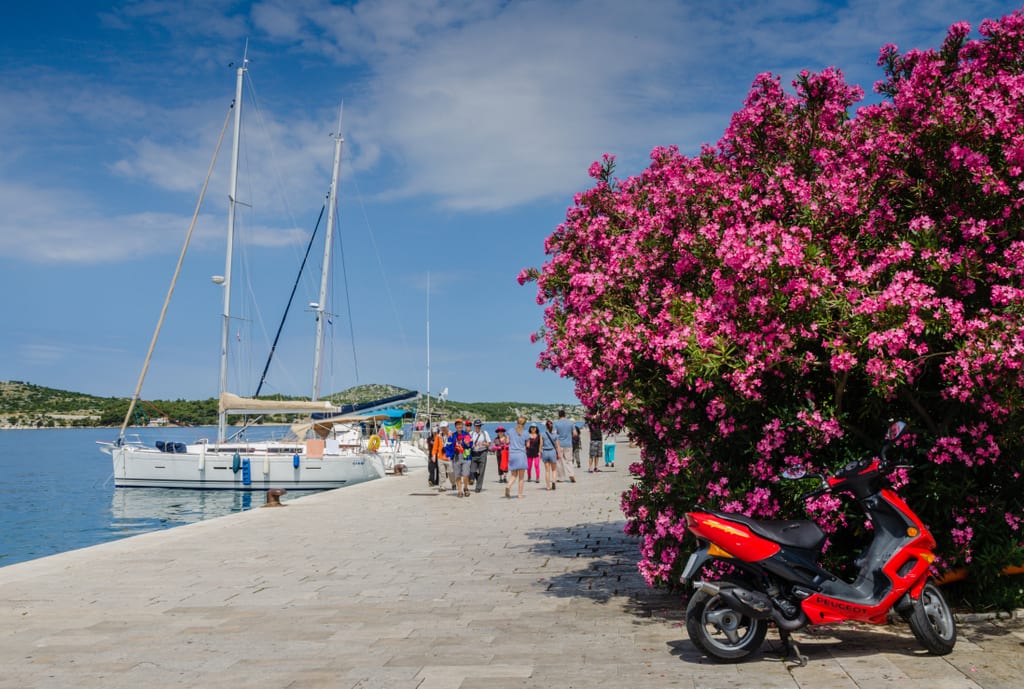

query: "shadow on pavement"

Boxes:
[669, 615, 1024, 668]
[524, 520, 688, 633]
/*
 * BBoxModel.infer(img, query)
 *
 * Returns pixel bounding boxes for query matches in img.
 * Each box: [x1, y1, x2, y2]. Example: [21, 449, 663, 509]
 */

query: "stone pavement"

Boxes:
[2, 441, 1023, 688]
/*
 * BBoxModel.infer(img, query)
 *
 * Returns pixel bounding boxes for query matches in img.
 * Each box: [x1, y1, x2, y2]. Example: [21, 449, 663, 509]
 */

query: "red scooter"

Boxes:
[680, 421, 956, 663]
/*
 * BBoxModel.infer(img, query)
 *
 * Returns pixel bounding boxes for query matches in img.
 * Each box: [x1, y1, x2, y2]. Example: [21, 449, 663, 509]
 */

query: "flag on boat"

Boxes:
[382, 415, 403, 437]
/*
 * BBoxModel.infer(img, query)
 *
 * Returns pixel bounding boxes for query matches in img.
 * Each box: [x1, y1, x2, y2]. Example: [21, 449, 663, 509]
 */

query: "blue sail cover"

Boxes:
[311, 391, 418, 420]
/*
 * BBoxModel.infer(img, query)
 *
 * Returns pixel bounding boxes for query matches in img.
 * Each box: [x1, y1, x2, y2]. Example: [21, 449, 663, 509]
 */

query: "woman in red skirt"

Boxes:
[493, 426, 510, 483]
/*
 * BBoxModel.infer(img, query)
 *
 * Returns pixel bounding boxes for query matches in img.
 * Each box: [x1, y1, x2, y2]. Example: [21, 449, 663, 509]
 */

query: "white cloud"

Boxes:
[17, 343, 69, 366]
[0, 63, 343, 264]
[317, 1, 684, 209]
[3, 0, 1018, 261]
[0, 180, 310, 263]
[0, 182, 215, 262]
[104, 0, 249, 41]
[347, 0, 1017, 210]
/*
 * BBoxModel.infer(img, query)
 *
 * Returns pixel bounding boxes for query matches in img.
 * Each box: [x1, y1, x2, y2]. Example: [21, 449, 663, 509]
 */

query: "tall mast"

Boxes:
[426, 271, 431, 429]
[312, 107, 344, 400]
[217, 55, 246, 443]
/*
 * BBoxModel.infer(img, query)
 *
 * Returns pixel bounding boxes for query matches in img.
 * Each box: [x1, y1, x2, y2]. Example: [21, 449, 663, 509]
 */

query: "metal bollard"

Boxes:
[262, 488, 287, 507]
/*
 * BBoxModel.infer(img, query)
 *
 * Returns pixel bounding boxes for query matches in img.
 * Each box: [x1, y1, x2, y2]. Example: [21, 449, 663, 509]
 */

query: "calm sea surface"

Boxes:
[0, 426, 319, 569]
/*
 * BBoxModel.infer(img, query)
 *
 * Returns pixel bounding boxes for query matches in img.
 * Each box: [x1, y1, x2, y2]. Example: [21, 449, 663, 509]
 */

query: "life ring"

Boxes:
[367, 435, 381, 452]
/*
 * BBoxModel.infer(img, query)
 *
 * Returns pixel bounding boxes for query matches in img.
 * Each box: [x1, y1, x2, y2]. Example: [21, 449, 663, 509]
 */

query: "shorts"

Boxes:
[541, 449, 557, 464]
[589, 440, 602, 457]
[452, 457, 472, 479]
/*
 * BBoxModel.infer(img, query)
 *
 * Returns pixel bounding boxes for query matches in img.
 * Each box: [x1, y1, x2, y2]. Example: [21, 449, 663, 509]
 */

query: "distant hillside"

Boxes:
[0, 381, 119, 428]
[326, 384, 584, 421]
[326, 383, 413, 406]
[0, 380, 584, 429]
[328, 384, 585, 422]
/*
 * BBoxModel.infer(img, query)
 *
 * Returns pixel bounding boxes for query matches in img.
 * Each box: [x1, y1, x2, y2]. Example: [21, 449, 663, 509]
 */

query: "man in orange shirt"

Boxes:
[432, 422, 455, 491]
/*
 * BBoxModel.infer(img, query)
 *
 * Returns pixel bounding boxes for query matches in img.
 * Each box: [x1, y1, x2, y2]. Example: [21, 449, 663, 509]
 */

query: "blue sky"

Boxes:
[1, 0, 1020, 405]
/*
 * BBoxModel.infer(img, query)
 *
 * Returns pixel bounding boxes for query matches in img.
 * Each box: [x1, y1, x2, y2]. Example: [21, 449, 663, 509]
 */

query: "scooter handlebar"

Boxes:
[800, 486, 828, 501]
[796, 474, 830, 501]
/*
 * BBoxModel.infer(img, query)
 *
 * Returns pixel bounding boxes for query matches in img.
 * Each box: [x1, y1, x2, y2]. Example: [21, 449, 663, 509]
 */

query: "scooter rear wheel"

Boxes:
[686, 583, 768, 662]
[906, 580, 957, 655]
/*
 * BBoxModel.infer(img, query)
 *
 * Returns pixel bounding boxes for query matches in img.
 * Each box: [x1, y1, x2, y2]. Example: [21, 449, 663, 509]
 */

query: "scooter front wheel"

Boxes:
[686, 583, 768, 662]
[906, 580, 957, 655]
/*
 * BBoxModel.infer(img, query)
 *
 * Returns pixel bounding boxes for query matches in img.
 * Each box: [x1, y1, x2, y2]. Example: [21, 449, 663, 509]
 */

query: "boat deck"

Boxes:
[1, 440, 1022, 688]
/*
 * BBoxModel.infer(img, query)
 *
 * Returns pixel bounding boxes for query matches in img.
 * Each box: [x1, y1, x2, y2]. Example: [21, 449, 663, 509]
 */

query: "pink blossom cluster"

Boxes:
[527, 11, 1024, 591]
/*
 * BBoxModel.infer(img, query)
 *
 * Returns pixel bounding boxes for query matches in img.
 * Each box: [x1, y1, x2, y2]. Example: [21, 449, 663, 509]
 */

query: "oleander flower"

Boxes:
[522, 10, 1024, 604]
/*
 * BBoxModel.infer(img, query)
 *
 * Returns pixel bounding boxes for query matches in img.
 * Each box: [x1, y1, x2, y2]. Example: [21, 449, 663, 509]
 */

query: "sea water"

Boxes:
[0, 426, 317, 568]
[0, 420, 556, 568]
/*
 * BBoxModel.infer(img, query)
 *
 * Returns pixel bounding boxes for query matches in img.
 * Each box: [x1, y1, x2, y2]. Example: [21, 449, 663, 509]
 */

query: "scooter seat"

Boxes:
[709, 510, 826, 551]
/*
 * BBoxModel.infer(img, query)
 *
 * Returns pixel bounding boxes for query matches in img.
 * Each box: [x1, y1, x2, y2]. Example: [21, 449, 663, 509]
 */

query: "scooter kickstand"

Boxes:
[778, 629, 808, 667]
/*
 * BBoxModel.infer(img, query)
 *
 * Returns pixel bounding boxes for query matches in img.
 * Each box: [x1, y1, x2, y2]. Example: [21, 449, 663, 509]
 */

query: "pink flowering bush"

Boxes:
[524, 11, 1024, 606]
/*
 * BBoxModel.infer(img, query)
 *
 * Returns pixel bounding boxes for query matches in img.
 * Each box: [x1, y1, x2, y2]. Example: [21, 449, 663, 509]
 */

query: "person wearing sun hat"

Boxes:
[469, 419, 491, 493]
[493, 425, 510, 482]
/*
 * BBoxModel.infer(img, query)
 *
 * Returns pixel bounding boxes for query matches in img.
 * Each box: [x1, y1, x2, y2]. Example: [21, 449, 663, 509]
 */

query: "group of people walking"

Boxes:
[428, 418, 491, 497]
[427, 410, 614, 499]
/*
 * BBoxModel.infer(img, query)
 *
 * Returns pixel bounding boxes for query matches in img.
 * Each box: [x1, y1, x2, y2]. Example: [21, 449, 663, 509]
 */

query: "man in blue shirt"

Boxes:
[552, 409, 577, 483]
[446, 419, 474, 497]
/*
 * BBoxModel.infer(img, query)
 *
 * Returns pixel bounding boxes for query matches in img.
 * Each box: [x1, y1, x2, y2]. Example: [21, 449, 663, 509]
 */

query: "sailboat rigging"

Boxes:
[99, 58, 411, 490]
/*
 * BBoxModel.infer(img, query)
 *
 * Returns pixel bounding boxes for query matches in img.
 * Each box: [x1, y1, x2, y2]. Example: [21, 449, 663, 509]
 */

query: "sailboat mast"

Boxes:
[312, 110, 344, 401]
[426, 271, 431, 428]
[217, 58, 246, 443]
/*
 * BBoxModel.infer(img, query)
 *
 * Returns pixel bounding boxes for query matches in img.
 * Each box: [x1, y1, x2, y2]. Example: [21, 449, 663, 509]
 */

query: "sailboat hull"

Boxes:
[102, 442, 385, 490]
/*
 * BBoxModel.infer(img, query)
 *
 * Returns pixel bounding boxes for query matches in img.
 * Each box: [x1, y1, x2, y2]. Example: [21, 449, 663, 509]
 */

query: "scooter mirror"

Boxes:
[885, 420, 908, 442]
[781, 467, 807, 479]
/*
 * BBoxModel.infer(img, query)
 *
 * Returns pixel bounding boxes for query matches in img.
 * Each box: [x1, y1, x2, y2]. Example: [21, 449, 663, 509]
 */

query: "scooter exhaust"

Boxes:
[694, 581, 807, 631]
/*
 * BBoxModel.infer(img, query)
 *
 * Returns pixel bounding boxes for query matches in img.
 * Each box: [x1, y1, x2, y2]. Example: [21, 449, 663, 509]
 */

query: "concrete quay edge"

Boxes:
[2, 440, 1023, 689]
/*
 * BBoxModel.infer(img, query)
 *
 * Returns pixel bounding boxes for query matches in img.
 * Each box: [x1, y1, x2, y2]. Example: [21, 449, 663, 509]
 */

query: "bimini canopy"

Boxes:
[373, 408, 414, 419]
[290, 411, 398, 439]
[219, 392, 336, 415]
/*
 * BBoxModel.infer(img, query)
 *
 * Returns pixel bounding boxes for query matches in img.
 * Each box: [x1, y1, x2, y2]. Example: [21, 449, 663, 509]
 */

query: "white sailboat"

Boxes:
[99, 58, 390, 490]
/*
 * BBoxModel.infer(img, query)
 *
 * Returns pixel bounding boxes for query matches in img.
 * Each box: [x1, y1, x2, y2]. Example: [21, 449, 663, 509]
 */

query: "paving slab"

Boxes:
[1, 440, 1022, 688]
